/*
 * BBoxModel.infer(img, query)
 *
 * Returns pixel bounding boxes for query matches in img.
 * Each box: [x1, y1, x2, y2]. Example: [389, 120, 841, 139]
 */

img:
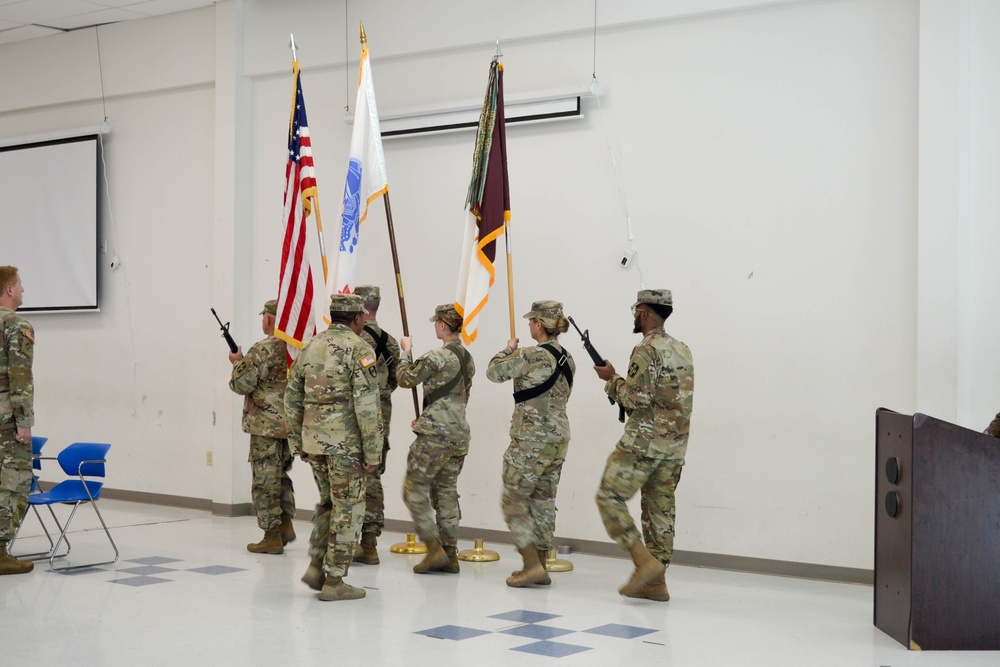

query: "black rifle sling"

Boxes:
[512, 344, 573, 404]
[422, 344, 472, 409]
[363, 325, 393, 372]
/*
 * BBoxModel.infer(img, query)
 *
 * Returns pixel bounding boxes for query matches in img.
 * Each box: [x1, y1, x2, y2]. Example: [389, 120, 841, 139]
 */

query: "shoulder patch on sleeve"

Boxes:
[360, 353, 377, 378]
[628, 361, 639, 378]
[23, 329, 34, 344]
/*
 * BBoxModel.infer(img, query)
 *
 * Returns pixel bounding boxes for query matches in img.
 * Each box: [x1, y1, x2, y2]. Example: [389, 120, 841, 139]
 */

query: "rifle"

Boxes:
[211, 308, 239, 354]
[567, 316, 626, 423]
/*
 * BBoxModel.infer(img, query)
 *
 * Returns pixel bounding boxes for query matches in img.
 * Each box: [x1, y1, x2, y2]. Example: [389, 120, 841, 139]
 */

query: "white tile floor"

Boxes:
[2, 499, 997, 666]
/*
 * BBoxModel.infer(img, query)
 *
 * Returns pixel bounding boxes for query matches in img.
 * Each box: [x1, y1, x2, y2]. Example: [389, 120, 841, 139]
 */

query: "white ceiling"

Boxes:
[0, 0, 215, 45]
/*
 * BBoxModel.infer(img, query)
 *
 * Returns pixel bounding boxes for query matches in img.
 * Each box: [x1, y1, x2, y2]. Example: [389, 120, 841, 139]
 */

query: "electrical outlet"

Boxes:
[620, 249, 637, 269]
[206, 451, 214, 466]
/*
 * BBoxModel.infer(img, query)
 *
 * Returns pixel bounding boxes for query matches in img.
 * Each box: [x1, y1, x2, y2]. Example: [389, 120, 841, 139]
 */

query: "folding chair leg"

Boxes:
[9, 506, 71, 561]
[49, 500, 119, 572]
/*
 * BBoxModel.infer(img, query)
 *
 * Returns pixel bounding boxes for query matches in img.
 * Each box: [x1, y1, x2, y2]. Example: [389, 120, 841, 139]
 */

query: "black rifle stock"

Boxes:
[567, 316, 626, 423]
[211, 308, 239, 354]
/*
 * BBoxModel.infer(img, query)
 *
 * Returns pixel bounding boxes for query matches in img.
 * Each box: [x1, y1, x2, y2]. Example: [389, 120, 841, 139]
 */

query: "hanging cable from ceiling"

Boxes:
[589, 0, 644, 288]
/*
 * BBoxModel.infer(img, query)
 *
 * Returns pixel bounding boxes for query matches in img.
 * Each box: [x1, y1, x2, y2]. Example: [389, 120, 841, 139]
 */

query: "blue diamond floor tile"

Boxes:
[125, 556, 184, 565]
[186, 565, 246, 575]
[111, 575, 173, 587]
[583, 623, 658, 639]
[414, 625, 492, 641]
[511, 641, 593, 658]
[119, 565, 177, 575]
[489, 610, 562, 624]
[500, 625, 576, 640]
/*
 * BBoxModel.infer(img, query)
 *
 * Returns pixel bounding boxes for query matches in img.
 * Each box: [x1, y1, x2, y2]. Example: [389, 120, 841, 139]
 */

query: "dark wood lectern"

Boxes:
[874, 409, 1000, 650]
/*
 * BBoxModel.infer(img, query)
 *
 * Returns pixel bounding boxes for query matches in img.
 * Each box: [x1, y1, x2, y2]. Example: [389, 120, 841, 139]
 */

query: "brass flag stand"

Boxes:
[458, 538, 500, 562]
[390, 533, 427, 555]
[544, 548, 573, 572]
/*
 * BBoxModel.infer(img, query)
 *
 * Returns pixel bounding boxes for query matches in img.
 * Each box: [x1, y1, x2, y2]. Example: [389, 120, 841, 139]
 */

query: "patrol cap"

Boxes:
[522, 300, 564, 325]
[260, 299, 277, 316]
[632, 289, 672, 308]
[354, 285, 380, 303]
[429, 304, 463, 328]
[329, 293, 368, 315]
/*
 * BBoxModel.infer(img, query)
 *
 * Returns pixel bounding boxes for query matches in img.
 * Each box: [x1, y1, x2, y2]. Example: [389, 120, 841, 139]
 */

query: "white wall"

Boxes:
[241, 0, 918, 569]
[1, 0, 997, 571]
[0, 10, 218, 501]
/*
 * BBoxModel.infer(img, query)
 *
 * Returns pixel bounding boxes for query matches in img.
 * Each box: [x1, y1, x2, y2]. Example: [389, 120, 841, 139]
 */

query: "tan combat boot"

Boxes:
[412, 538, 449, 574]
[318, 575, 366, 601]
[441, 545, 460, 574]
[625, 570, 670, 601]
[247, 527, 284, 554]
[535, 548, 552, 585]
[354, 533, 379, 565]
[506, 546, 551, 588]
[618, 540, 666, 597]
[0, 542, 33, 575]
[280, 516, 296, 545]
[301, 557, 325, 591]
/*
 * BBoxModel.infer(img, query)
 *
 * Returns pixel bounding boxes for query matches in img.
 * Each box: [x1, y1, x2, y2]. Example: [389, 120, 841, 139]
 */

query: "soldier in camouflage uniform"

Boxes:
[487, 300, 575, 587]
[0, 266, 35, 575]
[594, 289, 694, 602]
[984, 413, 1000, 438]
[285, 294, 383, 602]
[228, 299, 296, 555]
[352, 285, 400, 565]
[397, 304, 475, 574]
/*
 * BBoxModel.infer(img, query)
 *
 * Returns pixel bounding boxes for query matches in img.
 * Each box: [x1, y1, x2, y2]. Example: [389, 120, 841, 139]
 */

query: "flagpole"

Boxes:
[494, 41, 516, 340]
[382, 193, 419, 418]
[506, 220, 515, 338]
[290, 33, 330, 286]
[359, 22, 419, 418]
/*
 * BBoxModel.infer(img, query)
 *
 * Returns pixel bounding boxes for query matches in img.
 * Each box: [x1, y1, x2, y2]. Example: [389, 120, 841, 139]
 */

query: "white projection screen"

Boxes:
[0, 135, 100, 312]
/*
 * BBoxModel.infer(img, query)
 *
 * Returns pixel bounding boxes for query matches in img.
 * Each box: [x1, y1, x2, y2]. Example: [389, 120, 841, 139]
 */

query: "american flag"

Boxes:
[274, 61, 319, 365]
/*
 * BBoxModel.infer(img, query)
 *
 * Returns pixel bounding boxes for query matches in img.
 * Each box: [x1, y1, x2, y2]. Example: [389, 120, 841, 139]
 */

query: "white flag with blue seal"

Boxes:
[329, 41, 388, 298]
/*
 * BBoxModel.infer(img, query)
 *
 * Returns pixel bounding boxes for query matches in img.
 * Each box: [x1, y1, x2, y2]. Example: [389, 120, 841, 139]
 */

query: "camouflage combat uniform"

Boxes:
[397, 314, 475, 549]
[285, 317, 383, 578]
[358, 317, 400, 536]
[985, 413, 1000, 438]
[487, 329, 575, 552]
[0, 306, 34, 546]
[230, 334, 294, 532]
[595, 296, 694, 567]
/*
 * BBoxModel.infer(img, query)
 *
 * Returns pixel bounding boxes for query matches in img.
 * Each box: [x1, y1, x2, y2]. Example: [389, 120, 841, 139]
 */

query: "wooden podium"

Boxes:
[874, 409, 1000, 650]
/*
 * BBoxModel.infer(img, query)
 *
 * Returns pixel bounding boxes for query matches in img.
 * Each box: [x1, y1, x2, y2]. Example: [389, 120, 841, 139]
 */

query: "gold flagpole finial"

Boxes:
[360, 22, 367, 45]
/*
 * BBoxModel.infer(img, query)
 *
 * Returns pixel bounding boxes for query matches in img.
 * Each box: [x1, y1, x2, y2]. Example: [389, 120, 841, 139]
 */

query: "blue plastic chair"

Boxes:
[9, 436, 70, 560]
[27, 442, 119, 571]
